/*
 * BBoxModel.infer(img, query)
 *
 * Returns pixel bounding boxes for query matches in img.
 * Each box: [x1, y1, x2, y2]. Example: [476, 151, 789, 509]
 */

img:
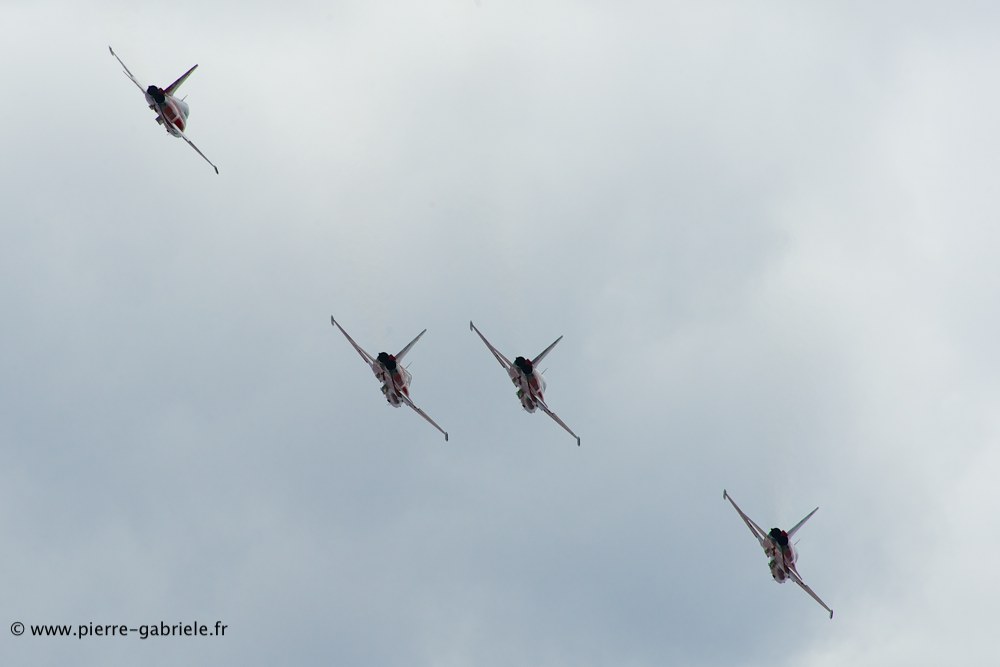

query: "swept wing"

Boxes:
[787, 567, 834, 619]
[162, 115, 220, 174]
[109, 46, 145, 92]
[535, 395, 581, 446]
[469, 321, 512, 370]
[399, 392, 449, 442]
[330, 316, 376, 366]
[722, 489, 768, 548]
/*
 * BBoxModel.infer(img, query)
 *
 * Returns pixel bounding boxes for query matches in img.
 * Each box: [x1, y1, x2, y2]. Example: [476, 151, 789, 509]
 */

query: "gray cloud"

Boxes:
[2, 2, 999, 666]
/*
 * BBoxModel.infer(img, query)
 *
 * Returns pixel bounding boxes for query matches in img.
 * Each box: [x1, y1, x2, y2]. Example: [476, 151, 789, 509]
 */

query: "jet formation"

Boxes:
[110, 46, 835, 621]
[329, 318, 580, 446]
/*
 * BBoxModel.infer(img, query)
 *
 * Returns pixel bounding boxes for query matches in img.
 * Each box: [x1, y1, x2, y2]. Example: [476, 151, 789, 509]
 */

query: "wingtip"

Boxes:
[830, 609, 834, 620]
[469, 320, 474, 331]
[576, 437, 581, 446]
[723, 489, 728, 500]
[445, 432, 450, 442]
[214, 166, 219, 175]
[330, 316, 336, 326]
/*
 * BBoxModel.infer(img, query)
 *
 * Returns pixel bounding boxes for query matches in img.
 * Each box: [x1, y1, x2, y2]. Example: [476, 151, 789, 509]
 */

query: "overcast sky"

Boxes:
[2, 2, 999, 665]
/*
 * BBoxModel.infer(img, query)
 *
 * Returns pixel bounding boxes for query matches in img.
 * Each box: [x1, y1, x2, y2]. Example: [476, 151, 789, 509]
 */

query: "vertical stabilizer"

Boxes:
[395, 329, 427, 361]
[787, 507, 820, 538]
[531, 336, 563, 365]
[164, 64, 198, 95]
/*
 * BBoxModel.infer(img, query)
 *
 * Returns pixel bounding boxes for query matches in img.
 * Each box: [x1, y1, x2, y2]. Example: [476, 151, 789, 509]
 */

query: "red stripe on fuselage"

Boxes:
[145, 90, 188, 134]
[164, 101, 185, 132]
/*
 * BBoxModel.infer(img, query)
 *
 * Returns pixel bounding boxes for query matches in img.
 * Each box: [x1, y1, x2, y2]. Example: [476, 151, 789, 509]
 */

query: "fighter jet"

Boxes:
[109, 46, 219, 174]
[469, 321, 580, 446]
[723, 489, 834, 618]
[330, 317, 448, 441]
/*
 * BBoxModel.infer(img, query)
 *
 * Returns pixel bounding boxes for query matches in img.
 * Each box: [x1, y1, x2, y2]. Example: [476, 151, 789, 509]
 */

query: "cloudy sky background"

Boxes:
[2, 1, 999, 665]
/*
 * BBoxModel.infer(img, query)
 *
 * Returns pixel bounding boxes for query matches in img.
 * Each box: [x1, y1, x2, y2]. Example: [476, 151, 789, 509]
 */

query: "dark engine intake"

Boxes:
[147, 85, 166, 104]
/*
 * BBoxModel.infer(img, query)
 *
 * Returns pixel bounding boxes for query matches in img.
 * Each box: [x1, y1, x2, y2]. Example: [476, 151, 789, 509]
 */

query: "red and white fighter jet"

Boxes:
[723, 489, 834, 619]
[330, 317, 448, 441]
[109, 46, 219, 174]
[469, 321, 580, 446]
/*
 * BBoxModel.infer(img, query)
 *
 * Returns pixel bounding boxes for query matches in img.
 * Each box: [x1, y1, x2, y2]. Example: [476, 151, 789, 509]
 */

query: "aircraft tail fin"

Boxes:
[395, 329, 427, 362]
[164, 64, 198, 95]
[531, 335, 563, 365]
[787, 507, 820, 538]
